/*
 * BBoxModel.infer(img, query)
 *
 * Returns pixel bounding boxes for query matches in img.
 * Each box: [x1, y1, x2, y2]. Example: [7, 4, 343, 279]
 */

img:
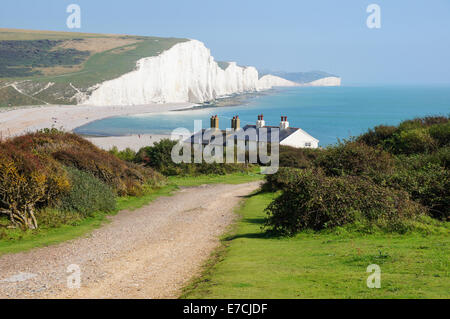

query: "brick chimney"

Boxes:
[256, 114, 265, 128]
[280, 116, 289, 129]
[211, 115, 219, 129]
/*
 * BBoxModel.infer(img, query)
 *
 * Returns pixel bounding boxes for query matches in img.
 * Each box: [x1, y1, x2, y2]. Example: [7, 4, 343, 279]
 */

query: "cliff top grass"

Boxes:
[0, 28, 188, 106]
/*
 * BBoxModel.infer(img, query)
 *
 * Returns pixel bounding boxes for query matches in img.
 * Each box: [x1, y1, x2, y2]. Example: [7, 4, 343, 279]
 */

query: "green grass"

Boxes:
[168, 171, 264, 187]
[0, 28, 188, 106]
[35, 37, 188, 87]
[0, 171, 262, 256]
[0, 28, 121, 41]
[182, 192, 450, 299]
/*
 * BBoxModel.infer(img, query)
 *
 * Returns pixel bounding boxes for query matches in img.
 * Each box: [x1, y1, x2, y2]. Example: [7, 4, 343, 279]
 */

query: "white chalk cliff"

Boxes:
[258, 74, 299, 90]
[83, 40, 301, 106]
[82, 40, 340, 106]
[301, 76, 341, 87]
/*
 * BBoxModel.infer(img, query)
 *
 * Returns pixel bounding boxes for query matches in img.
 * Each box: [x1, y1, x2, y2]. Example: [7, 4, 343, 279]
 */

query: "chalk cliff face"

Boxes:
[258, 75, 299, 90]
[302, 76, 341, 87]
[83, 40, 298, 106]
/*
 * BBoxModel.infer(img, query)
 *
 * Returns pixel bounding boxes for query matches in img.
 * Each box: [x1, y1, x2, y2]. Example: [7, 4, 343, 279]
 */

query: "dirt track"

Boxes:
[0, 182, 260, 299]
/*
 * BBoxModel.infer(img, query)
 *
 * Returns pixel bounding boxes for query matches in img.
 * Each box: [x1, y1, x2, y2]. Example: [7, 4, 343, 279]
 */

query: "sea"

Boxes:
[74, 86, 450, 146]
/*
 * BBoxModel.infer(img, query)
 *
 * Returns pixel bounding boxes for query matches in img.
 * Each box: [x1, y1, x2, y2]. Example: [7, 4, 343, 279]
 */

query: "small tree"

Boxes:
[0, 159, 47, 229]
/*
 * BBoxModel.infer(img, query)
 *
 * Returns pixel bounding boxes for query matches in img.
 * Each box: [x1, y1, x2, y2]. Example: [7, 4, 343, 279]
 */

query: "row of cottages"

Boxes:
[186, 114, 319, 148]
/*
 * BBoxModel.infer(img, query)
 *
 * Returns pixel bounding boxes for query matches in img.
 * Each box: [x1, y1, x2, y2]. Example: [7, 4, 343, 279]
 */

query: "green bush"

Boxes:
[357, 125, 398, 149]
[429, 122, 450, 147]
[136, 139, 178, 174]
[136, 139, 252, 176]
[314, 141, 395, 177]
[386, 157, 449, 220]
[264, 169, 426, 235]
[278, 145, 319, 169]
[391, 128, 436, 155]
[57, 167, 116, 216]
[264, 167, 305, 191]
[109, 146, 137, 162]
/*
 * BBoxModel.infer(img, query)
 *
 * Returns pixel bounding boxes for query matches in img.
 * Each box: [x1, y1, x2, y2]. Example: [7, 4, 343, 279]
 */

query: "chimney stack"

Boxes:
[231, 115, 241, 130]
[256, 114, 265, 128]
[211, 115, 219, 129]
[280, 116, 289, 129]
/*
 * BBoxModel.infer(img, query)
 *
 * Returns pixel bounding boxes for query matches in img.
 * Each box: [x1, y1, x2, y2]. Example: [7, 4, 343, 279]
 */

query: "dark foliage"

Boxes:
[0, 39, 89, 77]
[315, 141, 395, 177]
[264, 169, 426, 235]
[265, 116, 449, 235]
[57, 167, 116, 216]
[135, 139, 252, 176]
[0, 129, 165, 229]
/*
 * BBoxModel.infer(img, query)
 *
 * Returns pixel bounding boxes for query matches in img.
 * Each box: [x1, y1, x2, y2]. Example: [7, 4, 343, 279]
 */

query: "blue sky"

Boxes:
[1, 0, 449, 85]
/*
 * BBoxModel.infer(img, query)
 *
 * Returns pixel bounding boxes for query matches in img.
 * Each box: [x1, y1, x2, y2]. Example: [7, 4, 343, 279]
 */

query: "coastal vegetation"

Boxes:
[0, 28, 187, 106]
[111, 139, 254, 177]
[0, 116, 447, 298]
[0, 129, 164, 230]
[264, 115, 449, 235]
[183, 116, 449, 298]
[0, 39, 90, 77]
[0, 130, 262, 254]
[182, 191, 449, 298]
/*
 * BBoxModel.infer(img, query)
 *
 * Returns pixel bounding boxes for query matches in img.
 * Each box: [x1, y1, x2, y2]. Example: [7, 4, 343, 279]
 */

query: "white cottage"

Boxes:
[187, 114, 319, 149]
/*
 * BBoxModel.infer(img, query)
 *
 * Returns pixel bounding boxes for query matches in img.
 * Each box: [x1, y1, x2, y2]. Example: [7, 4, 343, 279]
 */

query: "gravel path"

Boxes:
[0, 182, 261, 299]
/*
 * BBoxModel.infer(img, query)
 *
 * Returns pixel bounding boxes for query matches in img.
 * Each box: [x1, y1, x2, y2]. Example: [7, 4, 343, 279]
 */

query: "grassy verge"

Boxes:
[0, 172, 262, 256]
[181, 192, 450, 299]
[168, 171, 263, 187]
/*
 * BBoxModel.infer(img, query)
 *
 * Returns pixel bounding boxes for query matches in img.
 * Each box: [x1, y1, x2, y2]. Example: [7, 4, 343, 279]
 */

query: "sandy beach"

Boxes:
[0, 102, 194, 140]
[86, 134, 189, 151]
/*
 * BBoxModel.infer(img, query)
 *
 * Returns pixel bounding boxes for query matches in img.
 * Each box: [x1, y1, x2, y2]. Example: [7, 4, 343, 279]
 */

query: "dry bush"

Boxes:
[0, 129, 165, 229]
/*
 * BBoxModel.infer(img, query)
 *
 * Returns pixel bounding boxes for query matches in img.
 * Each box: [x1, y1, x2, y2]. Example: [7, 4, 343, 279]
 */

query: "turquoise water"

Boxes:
[75, 86, 450, 146]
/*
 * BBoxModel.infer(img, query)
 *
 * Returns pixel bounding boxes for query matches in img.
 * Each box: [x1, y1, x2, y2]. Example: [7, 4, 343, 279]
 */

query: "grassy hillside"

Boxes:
[0, 28, 188, 107]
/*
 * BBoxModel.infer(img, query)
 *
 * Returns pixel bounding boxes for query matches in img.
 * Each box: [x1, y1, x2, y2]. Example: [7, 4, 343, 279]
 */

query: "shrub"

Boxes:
[109, 146, 137, 162]
[314, 141, 395, 177]
[0, 130, 165, 229]
[386, 157, 449, 220]
[390, 128, 436, 155]
[357, 125, 398, 149]
[398, 116, 449, 131]
[264, 167, 305, 191]
[136, 139, 178, 174]
[57, 167, 116, 216]
[136, 139, 252, 176]
[358, 116, 449, 154]
[264, 169, 426, 235]
[0, 144, 70, 229]
[278, 145, 319, 169]
[429, 122, 450, 147]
